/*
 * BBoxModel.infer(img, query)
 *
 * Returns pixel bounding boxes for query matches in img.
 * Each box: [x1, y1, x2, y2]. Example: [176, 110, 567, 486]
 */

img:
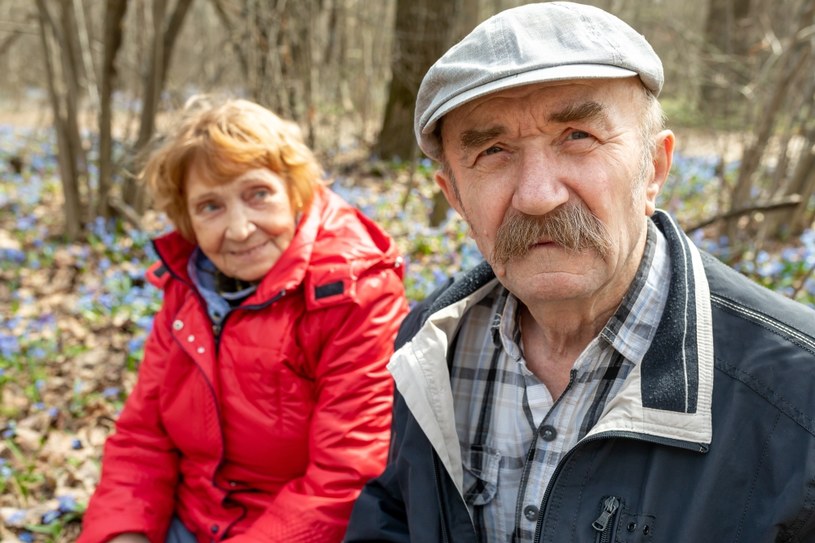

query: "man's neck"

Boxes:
[519, 300, 616, 398]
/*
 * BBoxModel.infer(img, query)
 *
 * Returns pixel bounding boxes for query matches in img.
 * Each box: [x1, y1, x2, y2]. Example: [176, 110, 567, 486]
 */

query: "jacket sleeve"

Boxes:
[78, 300, 180, 543]
[228, 267, 408, 543]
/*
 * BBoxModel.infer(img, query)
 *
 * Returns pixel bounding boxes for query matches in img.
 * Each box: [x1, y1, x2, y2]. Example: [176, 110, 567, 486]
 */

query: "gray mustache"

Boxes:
[491, 202, 612, 264]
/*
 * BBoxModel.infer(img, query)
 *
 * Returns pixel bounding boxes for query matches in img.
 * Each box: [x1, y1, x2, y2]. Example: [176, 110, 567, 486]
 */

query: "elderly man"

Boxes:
[346, 2, 815, 542]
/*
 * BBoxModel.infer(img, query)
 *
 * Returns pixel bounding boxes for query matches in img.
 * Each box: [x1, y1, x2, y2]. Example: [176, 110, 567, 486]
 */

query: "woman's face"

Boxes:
[184, 158, 297, 281]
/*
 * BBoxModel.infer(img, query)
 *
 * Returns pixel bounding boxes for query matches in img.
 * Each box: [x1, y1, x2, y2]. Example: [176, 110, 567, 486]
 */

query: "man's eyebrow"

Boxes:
[548, 101, 607, 125]
[459, 126, 506, 153]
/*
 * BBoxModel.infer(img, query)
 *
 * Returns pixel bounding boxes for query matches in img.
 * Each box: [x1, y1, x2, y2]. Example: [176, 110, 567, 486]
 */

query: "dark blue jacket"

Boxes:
[345, 211, 815, 543]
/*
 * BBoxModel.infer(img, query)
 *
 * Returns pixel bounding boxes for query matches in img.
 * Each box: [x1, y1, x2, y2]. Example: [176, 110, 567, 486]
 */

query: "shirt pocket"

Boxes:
[462, 443, 501, 506]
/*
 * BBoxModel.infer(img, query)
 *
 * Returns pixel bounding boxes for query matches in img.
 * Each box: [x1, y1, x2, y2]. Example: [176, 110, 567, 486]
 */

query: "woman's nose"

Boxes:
[225, 207, 257, 240]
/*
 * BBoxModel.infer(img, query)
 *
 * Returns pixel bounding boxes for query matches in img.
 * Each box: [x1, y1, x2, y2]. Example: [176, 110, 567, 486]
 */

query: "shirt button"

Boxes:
[197, 346, 206, 354]
[187, 334, 195, 342]
[210, 524, 219, 534]
[173, 320, 184, 330]
[540, 424, 557, 441]
[523, 505, 539, 521]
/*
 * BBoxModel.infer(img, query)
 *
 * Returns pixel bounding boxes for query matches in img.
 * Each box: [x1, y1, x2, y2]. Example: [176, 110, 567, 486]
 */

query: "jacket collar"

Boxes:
[588, 211, 713, 451]
[388, 210, 714, 494]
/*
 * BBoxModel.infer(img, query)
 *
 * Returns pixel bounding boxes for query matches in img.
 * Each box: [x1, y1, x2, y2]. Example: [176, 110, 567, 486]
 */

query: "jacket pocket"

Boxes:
[237, 347, 315, 437]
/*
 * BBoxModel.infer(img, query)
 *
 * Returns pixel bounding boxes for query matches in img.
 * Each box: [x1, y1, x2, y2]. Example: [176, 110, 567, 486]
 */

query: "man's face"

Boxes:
[436, 78, 673, 308]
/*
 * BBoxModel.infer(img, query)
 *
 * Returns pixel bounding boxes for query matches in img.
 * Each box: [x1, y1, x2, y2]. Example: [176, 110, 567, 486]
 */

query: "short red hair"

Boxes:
[141, 96, 323, 241]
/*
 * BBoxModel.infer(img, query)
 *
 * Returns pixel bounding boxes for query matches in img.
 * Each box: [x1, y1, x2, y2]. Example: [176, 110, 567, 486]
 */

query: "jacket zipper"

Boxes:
[592, 496, 621, 543]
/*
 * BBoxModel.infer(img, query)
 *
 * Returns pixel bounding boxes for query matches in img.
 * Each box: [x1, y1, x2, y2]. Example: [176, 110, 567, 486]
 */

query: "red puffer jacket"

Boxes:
[79, 187, 408, 543]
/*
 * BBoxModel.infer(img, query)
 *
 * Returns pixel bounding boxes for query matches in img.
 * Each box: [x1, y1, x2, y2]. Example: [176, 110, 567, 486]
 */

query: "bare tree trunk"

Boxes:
[97, 0, 128, 218]
[73, 0, 99, 112]
[787, 128, 815, 236]
[699, 0, 753, 120]
[762, 69, 815, 238]
[159, 0, 195, 89]
[35, 0, 86, 241]
[375, 0, 456, 161]
[209, 0, 249, 79]
[725, 1, 815, 241]
[425, 0, 481, 227]
[452, 0, 481, 42]
[122, 0, 195, 213]
[137, 0, 168, 153]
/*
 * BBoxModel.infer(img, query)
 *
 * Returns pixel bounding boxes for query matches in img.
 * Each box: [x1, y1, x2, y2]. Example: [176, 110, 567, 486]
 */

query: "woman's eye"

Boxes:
[250, 188, 271, 200]
[197, 202, 220, 214]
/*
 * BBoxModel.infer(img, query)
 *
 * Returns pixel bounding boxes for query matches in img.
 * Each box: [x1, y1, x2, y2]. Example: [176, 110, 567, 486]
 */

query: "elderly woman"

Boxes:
[78, 98, 408, 543]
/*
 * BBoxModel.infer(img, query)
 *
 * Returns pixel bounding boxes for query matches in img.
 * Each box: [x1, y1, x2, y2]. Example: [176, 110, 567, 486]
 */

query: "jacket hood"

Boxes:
[150, 187, 404, 309]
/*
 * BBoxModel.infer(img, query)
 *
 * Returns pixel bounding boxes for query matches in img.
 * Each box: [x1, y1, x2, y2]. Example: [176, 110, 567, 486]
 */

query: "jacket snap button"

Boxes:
[173, 320, 184, 330]
[628, 522, 637, 532]
[523, 505, 539, 521]
[539, 425, 557, 441]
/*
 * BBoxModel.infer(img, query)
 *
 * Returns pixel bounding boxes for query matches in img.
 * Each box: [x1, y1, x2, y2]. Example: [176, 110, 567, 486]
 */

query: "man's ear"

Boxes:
[435, 168, 464, 217]
[645, 129, 675, 215]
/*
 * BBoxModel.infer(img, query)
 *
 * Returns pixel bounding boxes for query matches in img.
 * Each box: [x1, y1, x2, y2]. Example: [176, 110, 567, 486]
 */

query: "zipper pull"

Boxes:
[592, 496, 621, 532]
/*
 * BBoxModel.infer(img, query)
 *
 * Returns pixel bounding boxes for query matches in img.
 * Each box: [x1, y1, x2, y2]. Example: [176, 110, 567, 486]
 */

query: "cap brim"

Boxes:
[422, 64, 638, 135]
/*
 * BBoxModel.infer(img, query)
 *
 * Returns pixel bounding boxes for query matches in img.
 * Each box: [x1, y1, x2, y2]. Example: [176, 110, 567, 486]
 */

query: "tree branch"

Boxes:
[685, 195, 803, 233]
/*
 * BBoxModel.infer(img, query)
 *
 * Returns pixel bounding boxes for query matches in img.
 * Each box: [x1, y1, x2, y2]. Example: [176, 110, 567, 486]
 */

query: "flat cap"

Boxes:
[415, 1, 663, 161]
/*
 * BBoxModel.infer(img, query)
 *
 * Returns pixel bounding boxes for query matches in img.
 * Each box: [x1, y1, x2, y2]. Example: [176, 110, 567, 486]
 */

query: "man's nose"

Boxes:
[511, 151, 569, 216]
[225, 207, 257, 240]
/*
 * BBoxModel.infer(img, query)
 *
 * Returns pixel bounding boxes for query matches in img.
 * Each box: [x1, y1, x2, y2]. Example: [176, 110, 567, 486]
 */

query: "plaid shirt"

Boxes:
[450, 222, 670, 543]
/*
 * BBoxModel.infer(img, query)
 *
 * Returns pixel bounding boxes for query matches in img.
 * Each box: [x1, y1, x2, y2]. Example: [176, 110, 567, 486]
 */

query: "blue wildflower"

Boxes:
[42, 509, 61, 524]
[103, 386, 120, 398]
[57, 495, 77, 512]
[6, 509, 25, 524]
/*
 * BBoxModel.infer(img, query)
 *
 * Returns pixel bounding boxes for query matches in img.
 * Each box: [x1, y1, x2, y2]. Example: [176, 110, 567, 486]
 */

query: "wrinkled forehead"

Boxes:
[439, 78, 643, 150]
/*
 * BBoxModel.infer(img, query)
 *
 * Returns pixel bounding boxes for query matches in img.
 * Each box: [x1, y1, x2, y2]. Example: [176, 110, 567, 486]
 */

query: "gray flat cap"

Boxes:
[415, 1, 664, 161]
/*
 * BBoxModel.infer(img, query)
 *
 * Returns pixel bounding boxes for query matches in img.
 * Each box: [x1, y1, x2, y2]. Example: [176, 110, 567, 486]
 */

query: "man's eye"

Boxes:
[567, 130, 590, 140]
[482, 145, 503, 156]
